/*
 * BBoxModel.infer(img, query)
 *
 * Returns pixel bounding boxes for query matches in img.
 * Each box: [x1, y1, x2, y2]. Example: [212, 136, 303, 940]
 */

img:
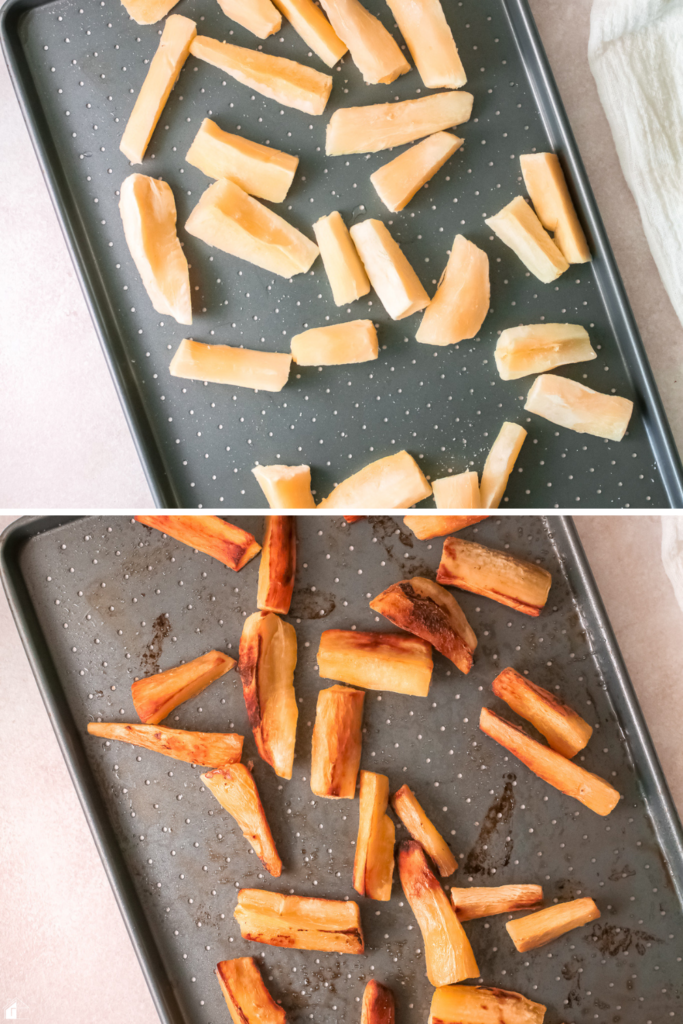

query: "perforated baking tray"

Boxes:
[2, 514, 683, 1024]
[3, 0, 683, 508]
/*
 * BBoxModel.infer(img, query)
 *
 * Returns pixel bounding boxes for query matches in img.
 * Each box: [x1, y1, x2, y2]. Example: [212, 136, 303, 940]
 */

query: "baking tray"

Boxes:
[3, 0, 683, 510]
[2, 513, 683, 1024]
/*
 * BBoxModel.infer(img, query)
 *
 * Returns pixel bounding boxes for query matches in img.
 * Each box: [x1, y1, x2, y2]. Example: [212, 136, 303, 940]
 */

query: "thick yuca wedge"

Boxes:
[170, 338, 291, 392]
[391, 785, 457, 876]
[507, 898, 600, 952]
[361, 980, 395, 1024]
[450, 884, 544, 922]
[326, 91, 474, 156]
[350, 220, 430, 320]
[216, 0, 281, 38]
[495, 323, 596, 381]
[257, 516, 296, 615]
[521, 152, 591, 264]
[186, 118, 298, 203]
[437, 537, 551, 617]
[272, 0, 347, 66]
[403, 515, 488, 540]
[525, 374, 633, 442]
[186, 179, 319, 278]
[398, 840, 479, 986]
[235, 889, 364, 953]
[239, 612, 298, 779]
[252, 465, 316, 509]
[480, 708, 620, 815]
[291, 320, 378, 365]
[492, 666, 593, 758]
[121, 0, 179, 26]
[385, 0, 465, 88]
[120, 14, 196, 162]
[119, 175, 191, 325]
[190, 36, 333, 115]
[371, 132, 463, 213]
[353, 771, 395, 901]
[416, 234, 489, 345]
[313, 211, 371, 306]
[479, 421, 527, 510]
[432, 472, 482, 510]
[202, 764, 283, 875]
[135, 514, 261, 570]
[370, 577, 476, 674]
[216, 957, 286, 1024]
[310, 684, 364, 798]
[319, 0, 409, 84]
[317, 630, 433, 696]
[87, 722, 243, 767]
[486, 197, 569, 284]
[132, 650, 236, 724]
[318, 451, 432, 509]
[429, 984, 546, 1024]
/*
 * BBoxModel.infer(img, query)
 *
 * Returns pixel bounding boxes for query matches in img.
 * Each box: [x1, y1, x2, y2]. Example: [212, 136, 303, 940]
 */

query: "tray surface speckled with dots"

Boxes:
[2, 514, 683, 1024]
[3, 0, 683, 508]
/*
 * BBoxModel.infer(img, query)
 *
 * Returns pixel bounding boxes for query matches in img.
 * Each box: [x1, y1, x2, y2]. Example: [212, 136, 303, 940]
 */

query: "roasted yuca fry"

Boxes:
[257, 516, 296, 615]
[403, 515, 488, 540]
[492, 667, 593, 758]
[310, 685, 364, 798]
[479, 422, 527, 510]
[437, 537, 551, 617]
[202, 764, 283, 876]
[353, 771, 395, 901]
[429, 984, 547, 1024]
[134, 514, 260, 570]
[480, 708, 620, 816]
[369, 577, 476, 674]
[132, 649, 236, 724]
[87, 722, 243, 767]
[235, 889, 364, 953]
[450, 884, 544, 922]
[384, 0, 465, 89]
[398, 840, 479, 987]
[216, 957, 286, 1024]
[506, 898, 600, 952]
[317, 630, 433, 697]
[391, 785, 457, 877]
[361, 980, 395, 1024]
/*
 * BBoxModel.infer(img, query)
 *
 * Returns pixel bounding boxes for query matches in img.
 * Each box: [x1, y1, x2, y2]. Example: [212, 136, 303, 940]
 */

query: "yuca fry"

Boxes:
[492, 666, 592, 758]
[87, 722, 243, 767]
[353, 771, 395, 901]
[450, 884, 544, 922]
[437, 536, 551, 617]
[391, 784, 457, 877]
[403, 515, 488, 540]
[257, 516, 296, 615]
[428, 984, 546, 1024]
[131, 649, 235, 724]
[317, 629, 433, 696]
[310, 684, 365, 798]
[134, 514, 260, 570]
[506, 897, 600, 952]
[361, 980, 395, 1024]
[216, 957, 286, 1024]
[202, 764, 283, 876]
[234, 888, 364, 953]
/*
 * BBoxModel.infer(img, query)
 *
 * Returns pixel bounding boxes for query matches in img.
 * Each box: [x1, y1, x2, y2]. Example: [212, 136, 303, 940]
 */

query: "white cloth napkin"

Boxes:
[588, 0, 683, 329]
[661, 516, 683, 610]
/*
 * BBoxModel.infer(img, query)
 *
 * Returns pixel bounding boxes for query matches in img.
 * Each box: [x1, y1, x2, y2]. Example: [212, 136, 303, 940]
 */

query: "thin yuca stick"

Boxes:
[202, 764, 283, 876]
[492, 666, 592, 758]
[391, 784, 457, 877]
[428, 984, 546, 1024]
[506, 897, 600, 952]
[257, 516, 296, 615]
[134, 514, 261, 570]
[131, 649, 236, 724]
[216, 957, 286, 1024]
[437, 536, 551, 617]
[403, 515, 488, 540]
[450, 883, 543, 922]
[87, 722, 243, 767]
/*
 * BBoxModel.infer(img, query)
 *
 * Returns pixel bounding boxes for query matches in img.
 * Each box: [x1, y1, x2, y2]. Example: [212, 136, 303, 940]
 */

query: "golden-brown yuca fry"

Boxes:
[391, 785, 457, 877]
[429, 984, 547, 1024]
[134, 514, 261, 570]
[239, 612, 298, 779]
[506, 898, 600, 953]
[216, 957, 286, 1024]
[353, 771, 395, 901]
[311, 684, 364, 798]
[403, 515, 488, 541]
[479, 708, 620, 816]
[234, 888, 364, 953]
[437, 537, 551, 617]
[398, 840, 479, 987]
[344, 515, 365, 523]
[492, 666, 593, 759]
[450, 884, 544, 922]
[87, 722, 243, 767]
[369, 577, 476, 674]
[361, 980, 395, 1024]
[257, 516, 296, 615]
[317, 630, 433, 697]
[202, 764, 283, 875]
[131, 649, 236, 725]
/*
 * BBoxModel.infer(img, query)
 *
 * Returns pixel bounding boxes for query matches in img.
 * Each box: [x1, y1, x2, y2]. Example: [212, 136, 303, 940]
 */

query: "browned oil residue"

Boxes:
[561, 957, 583, 1008]
[140, 613, 172, 674]
[369, 516, 437, 580]
[608, 863, 636, 882]
[588, 922, 660, 956]
[290, 587, 336, 620]
[463, 776, 515, 875]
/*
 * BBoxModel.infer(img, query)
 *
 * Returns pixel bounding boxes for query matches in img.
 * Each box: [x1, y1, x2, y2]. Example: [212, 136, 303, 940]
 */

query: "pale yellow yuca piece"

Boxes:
[120, 14, 197, 163]
[506, 898, 600, 952]
[119, 174, 191, 325]
[291, 320, 378, 365]
[429, 984, 546, 1024]
[319, 0, 409, 84]
[521, 152, 591, 264]
[272, 0, 347, 66]
[185, 179, 319, 278]
[432, 471, 481, 510]
[318, 450, 432, 508]
[170, 339, 291, 392]
[216, 0, 281, 38]
[371, 132, 463, 213]
[190, 35, 333, 115]
[326, 91, 473, 155]
[486, 196, 569, 283]
[525, 374, 633, 441]
[350, 220, 430, 320]
[186, 118, 298, 203]
[384, 0, 466, 88]
[313, 211, 370, 306]
[479, 422, 527, 510]
[252, 465, 316, 508]
[120, 0, 178, 26]
[416, 234, 489, 346]
[495, 323, 596, 381]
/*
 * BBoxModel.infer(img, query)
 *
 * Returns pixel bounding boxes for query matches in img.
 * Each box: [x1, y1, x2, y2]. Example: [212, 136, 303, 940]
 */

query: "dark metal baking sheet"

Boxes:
[2, 513, 683, 1024]
[2, 0, 683, 509]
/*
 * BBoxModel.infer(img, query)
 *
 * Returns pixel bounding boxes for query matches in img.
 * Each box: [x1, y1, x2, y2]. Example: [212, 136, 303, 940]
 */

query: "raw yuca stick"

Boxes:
[185, 118, 298, 203]
[479, 421, 527, 509]
[370, 132, 463, 213]
[202, 764, 283, 876]
[385, 0, 465, 88]
[353, 771, 395, 901]
[450, 884, 544, 922]
[257, 516, 296, 615]
[317, 451, 432, 509]
[121, 0, 179, 26]
[272, 0, 347, 67]
[404, 515, 488, 540]
[216, 957, 286, 1024]
[132, 649, 236, 724]
[252, 465, 316, 509]
[391, 784, 457, 876]
[361, 980, 395, 1024]
[135, 514, 261, 570]
[170, 339, 291, 391]
[313, 211, 371, 306]
[319, 0, 409, 84]
[506, 897, 600, 952]
[234, 888, 364, 953]
[317, 629, 433, 696]
[291, 321, 378, 365]
[480, 708, 620, 815]
[520, 152, 591, 264]
[428, 984, 546, 1024]
[524, 373, 633, 442]
[494, 323, 596, 381]
[350, 220, 430, 320]
[432, 472, 481, 510]
[486, 196, 569, 283]
[492, 666, 593, 758]
[215, 0, 281, 38]
[310, 684, 365, 798]
[415, 234, 490, 347]
[87, 722, 243, 767]
[326, 91, 473, 156]
[437, 536, 551, 617]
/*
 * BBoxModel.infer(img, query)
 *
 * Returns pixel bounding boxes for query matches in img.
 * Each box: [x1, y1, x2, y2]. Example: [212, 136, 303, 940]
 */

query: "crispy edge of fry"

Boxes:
[450, 883, 544, 922]
[492, 666, 592, 758]
[391, 784, 457, 877]
[257, 515, 296, 615]
[216, 957, 286, 1024]
[202, 764, 283, 876]
[87, 721, 243, 766]
[403, 515, 488, 540]
[135, 514, 261, 570]
[436, 536, 551, 617]
[131, 649, 236, 724]
[506, 897, 600, 952]
[361, 979, 395, 1024]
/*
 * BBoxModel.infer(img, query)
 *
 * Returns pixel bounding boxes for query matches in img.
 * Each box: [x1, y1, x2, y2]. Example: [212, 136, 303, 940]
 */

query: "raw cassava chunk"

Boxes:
[432, 471, 481, 510]
[216, 0, 281, 38]
[186, 118, 298, 203]
[521, 152, 591, 264]
[495, 323, 596, 380]
[326, 91, 473, 155]
[370, 132, 463, 213]
[486, 197, 569, 283]
[170, 338, 291, 391]
[384, 0, 466, 88]
[319, 0, 409, 84]
[313, 211, 371, 306]
[479, 421, 527, 509]
[252, 465, 316, 508]
[272, 0, 347, 66]
[318, 450, 432, 508]
[416, 234, 489, 345]
[120, 0, 179, 26]
[291, 320, 378, 365]
[350, 220, 430, 320]
[525, 374, 633, 441]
